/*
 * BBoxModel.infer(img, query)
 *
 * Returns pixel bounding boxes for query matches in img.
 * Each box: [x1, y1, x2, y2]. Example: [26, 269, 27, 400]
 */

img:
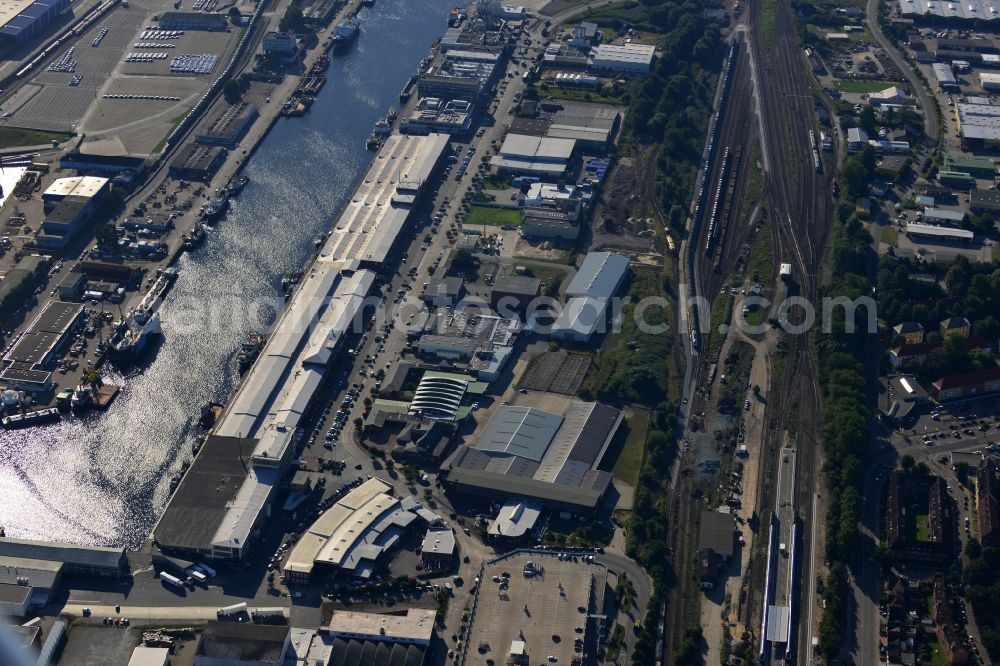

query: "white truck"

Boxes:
[160, 572, 185, 589]
[186, 568, 208, 584]
[196, 563, 217, 577]
[251, 607, 286, 622]
[217, 602, 248, 619]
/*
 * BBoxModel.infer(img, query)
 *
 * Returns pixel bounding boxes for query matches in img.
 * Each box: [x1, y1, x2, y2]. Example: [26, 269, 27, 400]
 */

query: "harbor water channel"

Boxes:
[0, 0, 452, 548]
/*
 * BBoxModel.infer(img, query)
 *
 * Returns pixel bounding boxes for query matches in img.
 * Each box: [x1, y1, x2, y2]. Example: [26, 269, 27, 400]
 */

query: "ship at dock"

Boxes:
[200, 191, 229, 222]
[331, 19, 359, 53]
[366, 116, 393, 150]
[237, 332, 263, 374]
[310, 54, 330, 75]
[226, 175, 249, 196]
[107, 268, 179, 364]
[182, 223, 207, 251]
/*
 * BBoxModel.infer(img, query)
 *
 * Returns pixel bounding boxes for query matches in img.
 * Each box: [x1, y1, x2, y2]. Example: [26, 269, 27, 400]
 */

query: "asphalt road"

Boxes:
[865, 0, 939, 144]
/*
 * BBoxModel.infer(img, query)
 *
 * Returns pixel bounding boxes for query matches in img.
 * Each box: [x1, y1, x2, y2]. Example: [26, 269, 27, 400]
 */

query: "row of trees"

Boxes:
[815, 166, 879, 659]
[963, 541, 1000, 657]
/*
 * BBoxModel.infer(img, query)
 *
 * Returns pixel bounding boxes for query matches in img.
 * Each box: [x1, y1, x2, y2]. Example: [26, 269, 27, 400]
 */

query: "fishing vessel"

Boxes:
[310, 54, 330, 75]
[2, 408, 60, 429]
[331, 19, 359, 52]
[237, 332, 263, 374]
[201, 192, 229, 222]
[182, 224, 206, 251]
[107, 268, 179, 363]
[70, 385, 92, 412]
[226, 175, 249, 196]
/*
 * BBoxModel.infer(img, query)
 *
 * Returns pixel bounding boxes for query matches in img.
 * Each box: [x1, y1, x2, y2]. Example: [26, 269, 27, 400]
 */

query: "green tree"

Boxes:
[95, 222, 117, 249]
[900, 454, 915, 471]
[858, 106, 877, 135]
[223, 79, 241, 105]
[228, 5, 241, 22]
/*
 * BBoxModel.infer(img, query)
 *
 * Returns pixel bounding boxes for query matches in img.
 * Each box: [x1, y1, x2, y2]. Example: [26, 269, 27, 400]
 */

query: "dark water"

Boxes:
[0, 0, 451, 548]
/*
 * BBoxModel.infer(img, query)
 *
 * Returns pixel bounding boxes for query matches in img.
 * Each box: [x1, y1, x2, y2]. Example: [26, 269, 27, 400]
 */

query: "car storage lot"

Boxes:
[2, 0, 236, 140]
[465, 552, 606, 665]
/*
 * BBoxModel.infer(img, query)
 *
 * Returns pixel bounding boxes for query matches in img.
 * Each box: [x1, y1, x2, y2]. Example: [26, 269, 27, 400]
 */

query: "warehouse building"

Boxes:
[327, 608, 436, 647]
[957, 102, 1000, 148]
[932, 62, 959, 92]
[42, 176, 108, 210]
[37, 198, 90, 249]
[942, 154, 997, 179]
[0, 0, 70, 53]
[286, 614, 431, 666]
[416, 50, 500, 100]
[169, 144, 227, 182]
[59, 152, 147, 180]
[443, 401, 624, 515]
[155, 269, 375, 560]
[923, 207, 965, 225]
[158, 11, 228, 30]
[905, 221, 974, 243]
[196, 103, 259, 148]
[195, 623, 291, 666]
[971, 188, 1000, 212]
[491, 274, 540, 314]
[545, 100, 620, 151]
[316, 133, 450, 266]
[0, 300, 83, 391]
[898, 0, 1000, 20]
[982, 71, 1000, 90]
[588, 43, 656, 74]
[551, 251, 629, 342]
[521, 208, 581, 240]
[282, 479, 422, 582]
[0, 537, 127, 577]
[493, 134, 576, 177]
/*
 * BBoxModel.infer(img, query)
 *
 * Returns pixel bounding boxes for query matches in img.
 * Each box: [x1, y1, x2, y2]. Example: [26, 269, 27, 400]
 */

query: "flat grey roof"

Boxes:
[475, 406, 563, 462]
[699, 511, 735, 558]
[0, 537, 123, 570]
[153, 435, 256, 552]
[445, 465, 611, 509]
[566, 251, 629, 299]
[899, 0, 1000, 19]
[0, 582, 30, 604]
[198, 622, 290, 662]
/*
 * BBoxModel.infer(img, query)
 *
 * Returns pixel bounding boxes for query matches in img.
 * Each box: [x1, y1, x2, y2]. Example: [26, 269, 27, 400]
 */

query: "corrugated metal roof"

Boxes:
[566, 251, 629, 298]
[475, 406, 562, 461]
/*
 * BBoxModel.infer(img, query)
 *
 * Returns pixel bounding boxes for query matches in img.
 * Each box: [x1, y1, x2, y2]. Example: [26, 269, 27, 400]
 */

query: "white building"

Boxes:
[981, 72, 1000, 90]
[589, 43, 656, 74]
[869, 85, 908, 105]
[552, 251, 630, 342]
[493, 134, 576, 177]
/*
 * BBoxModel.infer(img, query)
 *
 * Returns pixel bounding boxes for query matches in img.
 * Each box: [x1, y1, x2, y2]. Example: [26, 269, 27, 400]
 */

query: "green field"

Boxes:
[749, 232, 773, 282]
[611, 409, 650, 487]
[481, 175, 511, 191]
[833, 79, 905, 93]
[531, 84, 625, 106]
[465, 205, 521, 227]
[916, 513, 930, 542]
[880, 226, 898, 244]
[0, 127, 69, 149]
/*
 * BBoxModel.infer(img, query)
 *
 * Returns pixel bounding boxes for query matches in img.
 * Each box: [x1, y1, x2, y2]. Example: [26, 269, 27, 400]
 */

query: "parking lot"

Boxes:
[465, 552, 606, 665]
[894, 397, 1000, 451]
[1, 0, 237, 150]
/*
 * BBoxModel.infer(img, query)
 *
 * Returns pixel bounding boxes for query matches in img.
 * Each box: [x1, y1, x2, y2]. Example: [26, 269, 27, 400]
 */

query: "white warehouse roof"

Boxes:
[566, 251, 630, 299]
[499, 134, 576, 160]
[43, 176, 109, 200]
[591, 42, 656, 64]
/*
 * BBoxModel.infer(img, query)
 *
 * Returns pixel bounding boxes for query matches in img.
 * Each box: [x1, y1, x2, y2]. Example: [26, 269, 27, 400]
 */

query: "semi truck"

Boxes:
[196, 563, 217, 577]
[160, 572, 185, 589]
[186, 568, 208, 584]
[217, 602, 248, 619]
